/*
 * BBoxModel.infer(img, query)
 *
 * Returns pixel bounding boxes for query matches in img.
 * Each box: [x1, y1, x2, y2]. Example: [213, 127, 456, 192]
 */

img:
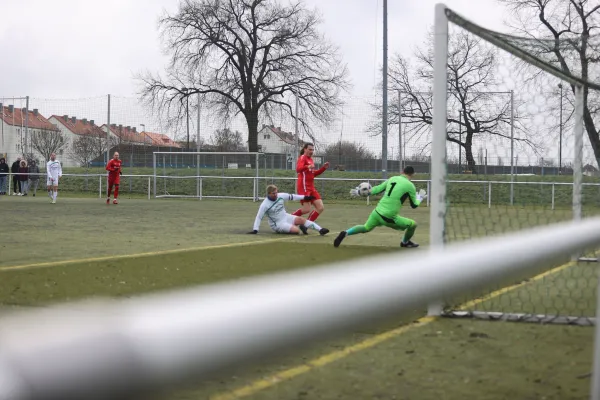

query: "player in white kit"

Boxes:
[249, 185, 330, 235]
[46, 153, 62, 204]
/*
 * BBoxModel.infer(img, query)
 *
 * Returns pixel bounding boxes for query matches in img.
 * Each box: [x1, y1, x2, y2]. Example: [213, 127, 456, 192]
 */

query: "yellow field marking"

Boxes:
[0, 237, 297, 272]
[211, 257, 588, 400]
[210, 317, 438, 400]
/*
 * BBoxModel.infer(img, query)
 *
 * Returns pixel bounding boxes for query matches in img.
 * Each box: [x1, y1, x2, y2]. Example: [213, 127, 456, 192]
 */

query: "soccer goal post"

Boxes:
[428, 4, 600, 324]
[152, 151, 263, 201]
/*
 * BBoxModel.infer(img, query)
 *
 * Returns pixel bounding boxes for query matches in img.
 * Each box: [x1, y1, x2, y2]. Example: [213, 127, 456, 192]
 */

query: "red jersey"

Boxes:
[106, 159, 122, 178]
[296, 154, 326, 191]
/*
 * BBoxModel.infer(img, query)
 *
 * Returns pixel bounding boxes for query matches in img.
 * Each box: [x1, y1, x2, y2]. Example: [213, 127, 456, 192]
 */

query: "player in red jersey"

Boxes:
[106, 151, 122, 204]
[292, 143, 330, 224]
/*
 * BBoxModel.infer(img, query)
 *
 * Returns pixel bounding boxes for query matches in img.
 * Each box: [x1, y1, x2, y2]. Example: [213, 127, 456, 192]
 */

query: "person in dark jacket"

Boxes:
[18, 159, 29, 196]
[11, 157, 21, 195]
[28, 160, 40, 196]
[0, 158, 8, 195]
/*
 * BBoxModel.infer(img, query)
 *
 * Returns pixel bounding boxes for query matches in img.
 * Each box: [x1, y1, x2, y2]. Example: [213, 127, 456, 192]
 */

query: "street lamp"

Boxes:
[458, 110, 462, 173]
[558, 83, 563, 175]
[140, 123, 147, 167]
[181, 88, 190, 151]
[140, 123, 148, 145]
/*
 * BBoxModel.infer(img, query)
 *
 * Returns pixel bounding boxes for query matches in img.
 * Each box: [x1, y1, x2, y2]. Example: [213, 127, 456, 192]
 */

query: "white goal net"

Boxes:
[152, 151, 263, 200]
[428, 4, 600, 324]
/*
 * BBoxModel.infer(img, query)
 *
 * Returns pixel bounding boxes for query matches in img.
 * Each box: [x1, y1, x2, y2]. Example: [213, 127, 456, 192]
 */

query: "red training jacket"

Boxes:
[296, 154, 326, 191]
[106, 159, 122, 178]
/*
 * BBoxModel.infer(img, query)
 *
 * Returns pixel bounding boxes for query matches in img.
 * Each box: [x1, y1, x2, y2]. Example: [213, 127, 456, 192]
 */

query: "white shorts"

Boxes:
[47, 177, 59, 187]
[269, 213, 297, 233]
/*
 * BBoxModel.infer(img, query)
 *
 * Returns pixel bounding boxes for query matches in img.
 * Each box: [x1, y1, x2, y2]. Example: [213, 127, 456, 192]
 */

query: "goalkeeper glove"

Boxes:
[416, 189, 427, 202]
[303, 195, 315, 201]
[247, 230, 258, 234]
[349, 187, 361, 197]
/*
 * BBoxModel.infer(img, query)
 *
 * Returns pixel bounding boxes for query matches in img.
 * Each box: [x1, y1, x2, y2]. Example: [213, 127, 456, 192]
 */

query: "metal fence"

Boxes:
[3, 172, 599, 210]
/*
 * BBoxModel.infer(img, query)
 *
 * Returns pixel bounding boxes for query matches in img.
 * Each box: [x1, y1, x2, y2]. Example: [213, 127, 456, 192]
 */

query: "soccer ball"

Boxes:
[358, 182, 372, 196]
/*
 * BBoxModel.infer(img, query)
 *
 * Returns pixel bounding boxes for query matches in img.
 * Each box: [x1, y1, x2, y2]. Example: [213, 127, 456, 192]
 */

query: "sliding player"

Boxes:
[333, 166, 426, 248]
[292, 143, 330, 222]
[249, 185, 330, 235]
[106, 151, 122, 204]
[46, 153, 62, 204]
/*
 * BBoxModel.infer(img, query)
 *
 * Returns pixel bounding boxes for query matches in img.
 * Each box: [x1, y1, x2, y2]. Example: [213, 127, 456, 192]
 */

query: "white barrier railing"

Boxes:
[1, 217, 600, 400]
[3, 173, 597, 208]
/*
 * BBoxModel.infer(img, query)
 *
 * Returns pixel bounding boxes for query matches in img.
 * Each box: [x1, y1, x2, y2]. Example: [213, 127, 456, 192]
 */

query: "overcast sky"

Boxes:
[0, 0, 508, 98]
[4, 0, 579, 165]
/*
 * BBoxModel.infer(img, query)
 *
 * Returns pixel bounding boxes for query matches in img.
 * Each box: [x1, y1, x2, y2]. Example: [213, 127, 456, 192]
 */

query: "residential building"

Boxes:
[0, 104, 60, 164]
[143, 131, 181, 148]
[49, 115, 110, 167]
[101, 124, 150, 146]
[257, 125, 306, 155]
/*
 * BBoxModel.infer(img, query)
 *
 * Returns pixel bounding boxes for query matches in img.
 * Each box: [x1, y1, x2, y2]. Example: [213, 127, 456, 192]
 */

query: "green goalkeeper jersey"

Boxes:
[370, 175, 420, 218]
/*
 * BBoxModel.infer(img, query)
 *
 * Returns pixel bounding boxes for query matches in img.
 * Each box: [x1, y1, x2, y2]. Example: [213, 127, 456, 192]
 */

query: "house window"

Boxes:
[264, 134, 270, 139]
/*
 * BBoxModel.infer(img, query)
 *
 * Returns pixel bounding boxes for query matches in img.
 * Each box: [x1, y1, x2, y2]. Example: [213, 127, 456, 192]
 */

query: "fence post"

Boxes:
[551, 183, 555, 210]
[488, 181, 492, 209]
[148, 177, 151, 200]
[99, 175, 102, 198]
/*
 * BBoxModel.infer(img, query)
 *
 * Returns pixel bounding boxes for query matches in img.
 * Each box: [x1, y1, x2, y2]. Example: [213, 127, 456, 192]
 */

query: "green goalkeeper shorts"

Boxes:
[364, 209, 416, 232]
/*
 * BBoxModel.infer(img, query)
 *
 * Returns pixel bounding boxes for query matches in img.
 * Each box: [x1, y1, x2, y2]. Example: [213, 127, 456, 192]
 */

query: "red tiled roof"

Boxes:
[265, 125, 305, 145]
[0, 106, 58, 131]
[143, 131, 181, 148]
[102, 124, 148, 144]
[51, 115, 105, 138]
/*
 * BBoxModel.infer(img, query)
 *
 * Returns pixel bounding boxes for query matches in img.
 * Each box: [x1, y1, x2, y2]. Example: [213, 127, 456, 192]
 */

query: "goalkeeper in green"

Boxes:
[333, 166, 426, 248]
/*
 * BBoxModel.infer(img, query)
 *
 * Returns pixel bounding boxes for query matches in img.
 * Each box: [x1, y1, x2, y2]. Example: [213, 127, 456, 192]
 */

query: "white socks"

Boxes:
[304, 221, 322, 231]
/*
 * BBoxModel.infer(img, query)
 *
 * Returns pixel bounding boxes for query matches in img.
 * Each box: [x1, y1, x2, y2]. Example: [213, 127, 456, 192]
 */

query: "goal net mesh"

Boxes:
[437, 8, 600, 324]
[152, 152, 265, 199]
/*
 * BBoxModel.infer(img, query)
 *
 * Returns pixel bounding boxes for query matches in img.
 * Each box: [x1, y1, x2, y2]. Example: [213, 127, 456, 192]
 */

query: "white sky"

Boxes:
[0, 0, 508, 98]
[2, 0, 584, 166]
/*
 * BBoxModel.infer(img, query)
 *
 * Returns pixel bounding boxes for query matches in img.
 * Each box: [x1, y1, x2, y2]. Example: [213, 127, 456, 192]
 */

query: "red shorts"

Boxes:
[298, 187, 321, 204]
[108, 176, 120, 186]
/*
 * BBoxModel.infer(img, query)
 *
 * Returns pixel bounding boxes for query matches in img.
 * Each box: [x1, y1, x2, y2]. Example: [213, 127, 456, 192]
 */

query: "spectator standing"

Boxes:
[0, 158, 8, 195]
[28, 160, 40, 196]
[11, 157, 21, 195]
[18, 159, 28, 196]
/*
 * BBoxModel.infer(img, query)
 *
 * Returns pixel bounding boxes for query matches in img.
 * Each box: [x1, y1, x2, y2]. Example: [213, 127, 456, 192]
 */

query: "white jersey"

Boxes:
[46, 160, 62, 183]
[253, 193, 304, 232]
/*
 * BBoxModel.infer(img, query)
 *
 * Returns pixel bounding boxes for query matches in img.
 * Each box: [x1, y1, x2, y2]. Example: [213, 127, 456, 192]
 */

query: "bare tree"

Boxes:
[541, 158, 556, 167]
[477, 146, 485, 165]
[210, 128, 246, 152]
[322, 141, 375, 169]
[371, 31, 536, 171]
[498, 0, 600, 166]
[138, 0, 349, 152]
[30, 128, 68, 162]
[70, 135, 107, 167]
